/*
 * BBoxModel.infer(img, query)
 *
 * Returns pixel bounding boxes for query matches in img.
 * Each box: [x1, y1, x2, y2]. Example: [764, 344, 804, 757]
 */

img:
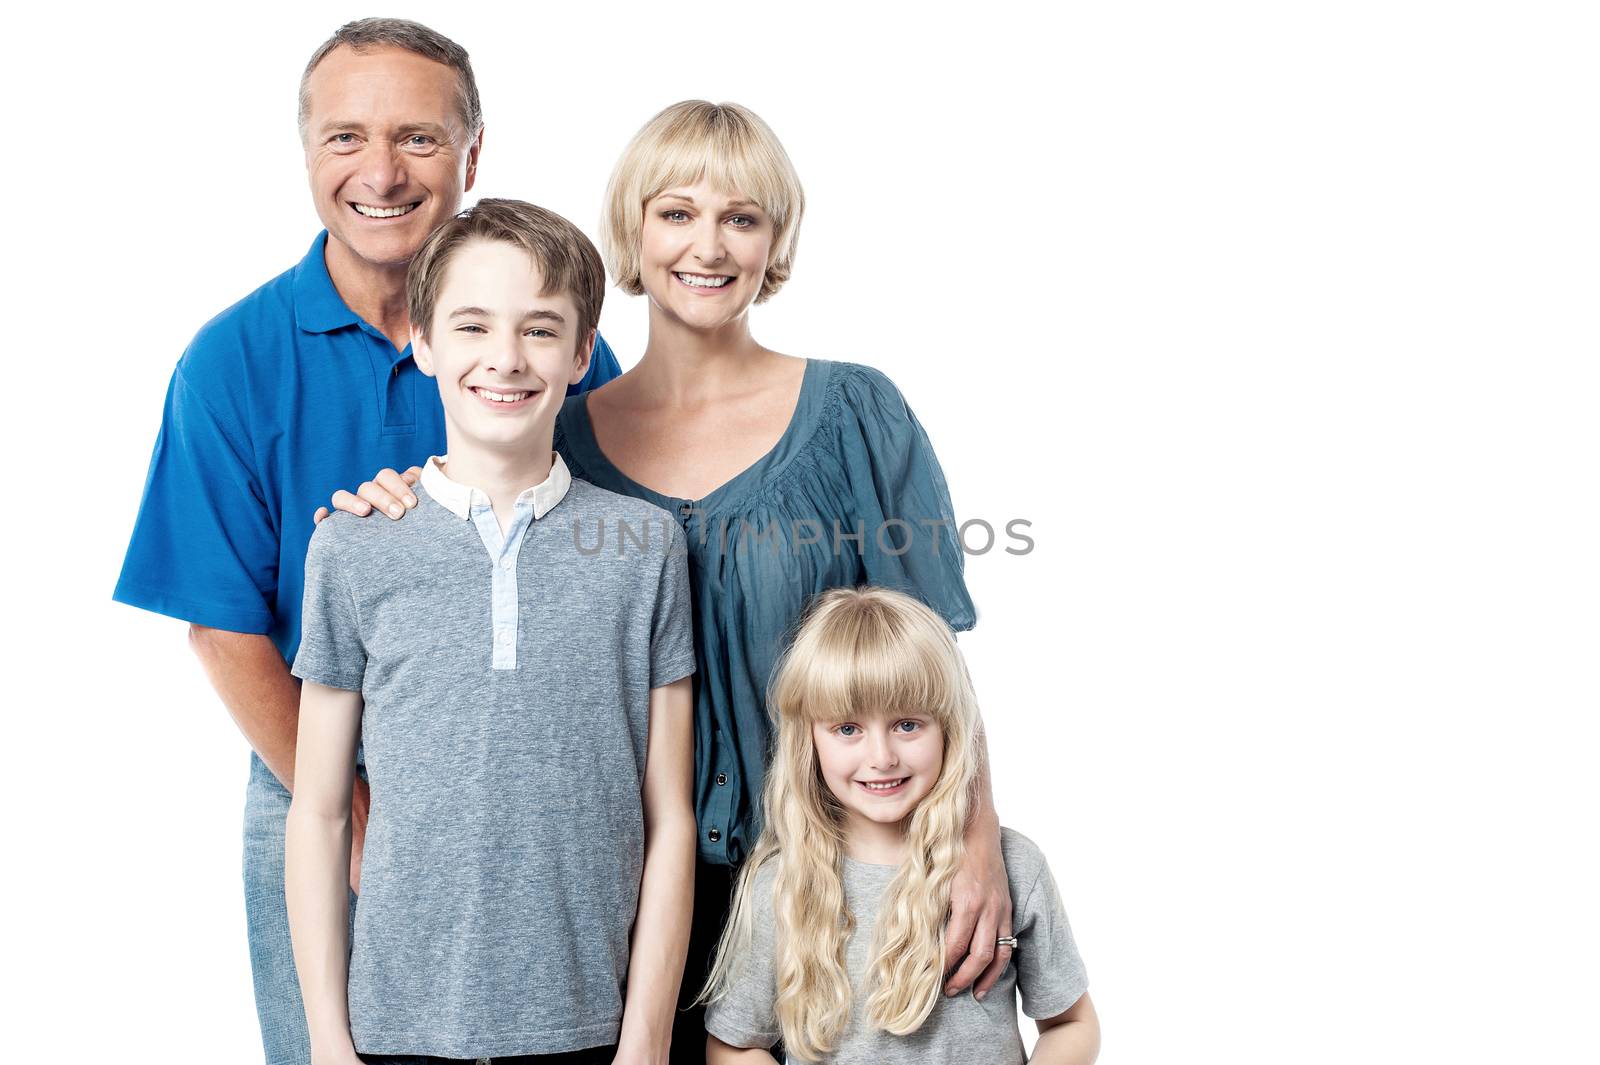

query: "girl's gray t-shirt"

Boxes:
[704, 828, 1088, 1064]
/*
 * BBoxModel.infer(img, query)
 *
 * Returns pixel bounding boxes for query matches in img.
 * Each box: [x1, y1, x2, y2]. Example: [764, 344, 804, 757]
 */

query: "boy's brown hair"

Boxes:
[408, 198, 606, 348]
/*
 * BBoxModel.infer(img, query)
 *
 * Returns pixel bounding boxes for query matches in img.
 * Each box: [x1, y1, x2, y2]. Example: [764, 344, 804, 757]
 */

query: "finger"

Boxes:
[375, 467, 418, 509]
[313, 506, 329, 525]
[974, 906, 1016, 1000]
[355, 479, 406, 519]
[402, 466, 422, 485]
[331, 489, 373, 518]
[943, 899, 978, 979]
[945, 904, 1000, 997]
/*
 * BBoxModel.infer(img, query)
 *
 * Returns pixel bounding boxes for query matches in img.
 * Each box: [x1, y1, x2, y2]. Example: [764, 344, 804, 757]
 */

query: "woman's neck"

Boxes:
[633, 304, 776, 408]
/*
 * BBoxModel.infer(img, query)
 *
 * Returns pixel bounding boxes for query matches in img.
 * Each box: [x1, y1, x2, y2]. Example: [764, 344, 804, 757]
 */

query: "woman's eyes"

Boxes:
[659, 209, 760, 228]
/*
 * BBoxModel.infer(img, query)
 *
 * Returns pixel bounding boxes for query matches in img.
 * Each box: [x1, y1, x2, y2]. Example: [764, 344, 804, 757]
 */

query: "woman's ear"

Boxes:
[570, 329, 597, 386]
[411, 328, 437, 378]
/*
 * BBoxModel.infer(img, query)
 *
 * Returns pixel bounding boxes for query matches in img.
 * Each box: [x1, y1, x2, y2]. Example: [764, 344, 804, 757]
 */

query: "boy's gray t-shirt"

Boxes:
[292, 477, 696, 1058]
[704, 828, 1087, 1064]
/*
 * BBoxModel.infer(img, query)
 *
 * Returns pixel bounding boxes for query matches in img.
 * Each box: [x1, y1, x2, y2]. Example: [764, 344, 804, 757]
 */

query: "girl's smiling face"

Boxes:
[813, 713, 947, 834]
[639, 180, 773, 332]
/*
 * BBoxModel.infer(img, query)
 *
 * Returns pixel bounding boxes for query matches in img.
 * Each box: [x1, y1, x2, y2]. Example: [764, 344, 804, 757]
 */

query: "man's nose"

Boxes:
[359, 145, 405, 198]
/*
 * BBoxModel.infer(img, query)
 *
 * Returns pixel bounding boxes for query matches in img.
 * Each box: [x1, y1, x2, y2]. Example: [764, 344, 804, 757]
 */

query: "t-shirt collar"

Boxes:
[420, 452, 573, 521]
[292, 230, 364, 335]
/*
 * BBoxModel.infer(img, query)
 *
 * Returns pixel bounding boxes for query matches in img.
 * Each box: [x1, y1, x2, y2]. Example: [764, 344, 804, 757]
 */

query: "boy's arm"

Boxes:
[189, 626, 371, 892]
[706, 1034, 780, 1064]
[614, 676, 696, 1065]
[284, 680, 365, 1065]
[1030, 992, 1101, 1065]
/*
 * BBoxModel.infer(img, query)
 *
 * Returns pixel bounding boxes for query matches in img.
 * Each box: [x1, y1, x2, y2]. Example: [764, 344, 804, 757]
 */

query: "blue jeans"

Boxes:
[244, 750, 360, 1065]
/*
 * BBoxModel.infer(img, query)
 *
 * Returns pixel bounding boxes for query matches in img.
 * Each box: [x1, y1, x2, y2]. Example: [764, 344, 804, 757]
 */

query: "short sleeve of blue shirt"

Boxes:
[114, 357, 278, 634]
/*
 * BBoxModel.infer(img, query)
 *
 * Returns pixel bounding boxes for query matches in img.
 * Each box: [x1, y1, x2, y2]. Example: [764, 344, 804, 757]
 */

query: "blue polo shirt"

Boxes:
[114, 231, 621, 663]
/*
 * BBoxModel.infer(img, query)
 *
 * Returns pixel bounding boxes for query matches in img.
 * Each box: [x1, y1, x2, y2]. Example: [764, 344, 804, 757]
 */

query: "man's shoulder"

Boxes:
[176, 255, 304, 385]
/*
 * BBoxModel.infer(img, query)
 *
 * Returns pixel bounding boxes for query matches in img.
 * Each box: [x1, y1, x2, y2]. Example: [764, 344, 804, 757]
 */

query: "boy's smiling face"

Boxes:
[412, 238, 592, 458]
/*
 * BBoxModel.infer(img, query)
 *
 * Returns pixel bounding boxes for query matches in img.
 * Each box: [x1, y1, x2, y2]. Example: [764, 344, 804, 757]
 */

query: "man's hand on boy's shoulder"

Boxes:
[314, 467, 422, 525]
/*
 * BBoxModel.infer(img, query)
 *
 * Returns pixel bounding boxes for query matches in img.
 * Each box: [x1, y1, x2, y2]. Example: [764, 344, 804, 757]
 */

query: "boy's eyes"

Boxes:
[453, 325, 559, 338]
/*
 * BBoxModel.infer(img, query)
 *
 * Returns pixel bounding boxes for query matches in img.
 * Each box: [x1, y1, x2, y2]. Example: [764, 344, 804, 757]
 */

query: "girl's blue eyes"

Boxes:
[833, 720, 921, 737]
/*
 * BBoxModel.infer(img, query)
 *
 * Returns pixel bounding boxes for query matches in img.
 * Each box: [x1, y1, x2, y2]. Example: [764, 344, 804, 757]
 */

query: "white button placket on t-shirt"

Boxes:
[468, 500, 536, 670]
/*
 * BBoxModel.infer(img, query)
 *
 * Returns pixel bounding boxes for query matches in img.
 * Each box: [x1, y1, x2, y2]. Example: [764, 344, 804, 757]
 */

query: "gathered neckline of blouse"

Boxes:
[559, 357, 840, 515]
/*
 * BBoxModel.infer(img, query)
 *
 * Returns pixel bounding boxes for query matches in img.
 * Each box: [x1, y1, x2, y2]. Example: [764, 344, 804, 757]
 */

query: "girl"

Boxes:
[702, 587, 1099, 1064]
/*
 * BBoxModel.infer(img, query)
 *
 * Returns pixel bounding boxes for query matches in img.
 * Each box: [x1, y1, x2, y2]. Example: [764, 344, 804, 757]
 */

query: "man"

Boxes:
[112, 19, 621, 1065]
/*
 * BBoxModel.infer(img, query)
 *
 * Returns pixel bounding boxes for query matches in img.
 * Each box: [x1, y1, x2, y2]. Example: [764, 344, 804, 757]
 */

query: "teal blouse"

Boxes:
[555, 359, 976, 865]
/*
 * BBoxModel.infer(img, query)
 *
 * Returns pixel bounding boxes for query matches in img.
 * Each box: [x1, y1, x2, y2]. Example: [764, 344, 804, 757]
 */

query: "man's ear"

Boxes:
[570, 329, 596, 386]
[464, 127, 484, 193]
[411, 327, 437, 377]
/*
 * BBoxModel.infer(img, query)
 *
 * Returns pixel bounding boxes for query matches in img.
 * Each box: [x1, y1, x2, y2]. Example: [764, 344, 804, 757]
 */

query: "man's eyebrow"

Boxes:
[396, 122, 451, 138]
[316, 120, 369, 135]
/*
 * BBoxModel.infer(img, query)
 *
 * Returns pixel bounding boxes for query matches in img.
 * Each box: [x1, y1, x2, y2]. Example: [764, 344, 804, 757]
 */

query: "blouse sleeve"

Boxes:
[836, 364, 977, 632]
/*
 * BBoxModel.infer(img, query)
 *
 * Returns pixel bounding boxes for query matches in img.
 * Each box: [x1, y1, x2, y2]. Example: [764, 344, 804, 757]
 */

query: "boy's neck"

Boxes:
[843, 813, 910, 866]
[438, 433, 557, 531]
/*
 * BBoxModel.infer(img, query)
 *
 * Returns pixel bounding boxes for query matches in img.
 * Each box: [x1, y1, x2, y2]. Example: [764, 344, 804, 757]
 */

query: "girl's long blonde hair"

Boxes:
[701, 586, 982, 1060]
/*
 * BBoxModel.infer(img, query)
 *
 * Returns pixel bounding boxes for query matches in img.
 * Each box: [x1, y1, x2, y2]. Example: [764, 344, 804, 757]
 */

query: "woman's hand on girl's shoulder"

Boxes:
[943, 817, 1014, 999]
[312, 467, 422, 525]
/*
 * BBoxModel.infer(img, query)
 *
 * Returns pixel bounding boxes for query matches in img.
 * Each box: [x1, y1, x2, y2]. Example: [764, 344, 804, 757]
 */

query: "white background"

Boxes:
[5, 1, 1596, 1061]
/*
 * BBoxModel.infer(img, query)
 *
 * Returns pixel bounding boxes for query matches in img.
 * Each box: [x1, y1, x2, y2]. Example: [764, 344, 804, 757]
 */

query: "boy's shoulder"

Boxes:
[561, 477, 683, 535]
[306, 503, 445, 564]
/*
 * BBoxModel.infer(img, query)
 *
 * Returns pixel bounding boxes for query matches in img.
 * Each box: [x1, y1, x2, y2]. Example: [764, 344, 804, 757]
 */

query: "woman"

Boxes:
[330, 101, 1015, 1064]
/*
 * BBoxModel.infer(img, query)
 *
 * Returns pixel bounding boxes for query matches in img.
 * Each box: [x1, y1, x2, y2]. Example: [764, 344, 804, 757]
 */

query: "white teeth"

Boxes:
[474, 388, 531, 403]
[353, 202, 418, 218]
[861, 779, 905, 791]
[675, 272, 732, 288]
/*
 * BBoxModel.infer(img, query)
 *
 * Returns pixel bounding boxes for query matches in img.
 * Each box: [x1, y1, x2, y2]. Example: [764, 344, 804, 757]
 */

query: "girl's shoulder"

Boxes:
[999, 826, 1054, 896]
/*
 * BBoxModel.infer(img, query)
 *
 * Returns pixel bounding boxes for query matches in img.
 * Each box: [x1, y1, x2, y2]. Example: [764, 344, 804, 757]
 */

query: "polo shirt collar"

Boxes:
[292, 231, 364, 335]
[421, 453, 573, 521]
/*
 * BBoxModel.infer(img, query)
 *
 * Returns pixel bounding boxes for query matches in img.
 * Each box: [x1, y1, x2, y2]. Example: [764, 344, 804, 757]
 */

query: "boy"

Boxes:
[284, 199, 696, 1063]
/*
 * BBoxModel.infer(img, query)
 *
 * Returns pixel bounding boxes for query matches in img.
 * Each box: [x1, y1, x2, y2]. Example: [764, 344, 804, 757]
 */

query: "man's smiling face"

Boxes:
[302, 45, 480, 274]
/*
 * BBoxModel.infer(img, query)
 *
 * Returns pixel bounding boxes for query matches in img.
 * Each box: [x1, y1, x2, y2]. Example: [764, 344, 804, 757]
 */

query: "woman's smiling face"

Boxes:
[639, 180, 774, 332]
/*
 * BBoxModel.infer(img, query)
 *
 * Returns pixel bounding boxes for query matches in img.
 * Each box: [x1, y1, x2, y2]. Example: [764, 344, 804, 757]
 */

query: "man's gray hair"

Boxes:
[298, 18, 483, 142]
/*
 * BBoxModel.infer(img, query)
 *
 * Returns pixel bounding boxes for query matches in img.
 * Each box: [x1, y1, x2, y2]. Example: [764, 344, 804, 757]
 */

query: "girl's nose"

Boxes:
[868, 733, 898, 769]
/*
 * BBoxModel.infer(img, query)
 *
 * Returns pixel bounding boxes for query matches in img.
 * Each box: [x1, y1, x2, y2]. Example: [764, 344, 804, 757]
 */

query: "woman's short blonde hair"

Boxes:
[602, 100, 805, 304]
